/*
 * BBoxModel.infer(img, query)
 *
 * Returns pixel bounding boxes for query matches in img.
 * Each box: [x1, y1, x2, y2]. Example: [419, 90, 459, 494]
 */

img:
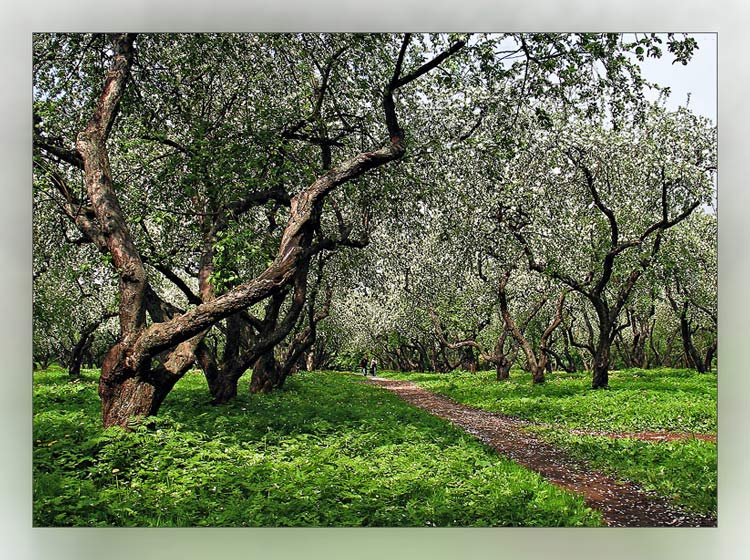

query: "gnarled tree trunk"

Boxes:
[249, 353, 283, 394]
[499, 272, 565, 385]
[494, 356, 512, 380]
[56, 33, 467, 428]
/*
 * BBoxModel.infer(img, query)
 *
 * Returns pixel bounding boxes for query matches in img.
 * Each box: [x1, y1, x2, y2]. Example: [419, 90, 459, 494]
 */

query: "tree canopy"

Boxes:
[33, 32, 716, 428]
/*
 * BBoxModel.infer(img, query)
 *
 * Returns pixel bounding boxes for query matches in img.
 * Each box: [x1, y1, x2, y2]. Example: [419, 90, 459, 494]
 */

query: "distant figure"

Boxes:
[369, 358, 377, 377]
[360, 357, 368, 377]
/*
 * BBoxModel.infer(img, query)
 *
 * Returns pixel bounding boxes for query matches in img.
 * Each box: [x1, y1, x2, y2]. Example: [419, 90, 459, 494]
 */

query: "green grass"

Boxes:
[380, 368, 717, 433]
[380, 367, 717, 517]
[524, 426, 717, 515]
[33, 368, 602, 527]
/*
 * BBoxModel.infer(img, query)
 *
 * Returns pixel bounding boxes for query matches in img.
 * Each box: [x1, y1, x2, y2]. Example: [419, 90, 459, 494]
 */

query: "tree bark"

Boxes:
[69, 313, 117, 378]
[679, 314, 705, 373]
[495, 358, 511, 380]
[498, 272, 565, 385]
[591, 336, 611, 389]
[69, 323, 98, 378]
[666, 287, 706, 373]
[61, 33, 466, 428]
[704, 339, 717, 372]
[210, 364, 245, 403]
[249, 353, 283, 394]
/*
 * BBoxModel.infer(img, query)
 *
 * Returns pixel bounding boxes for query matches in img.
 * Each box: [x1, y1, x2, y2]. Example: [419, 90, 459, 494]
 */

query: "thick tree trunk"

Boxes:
[100, 375, 176, 427]
[209, 364, 245, 404]
[495, 361, 511, 380]
[98, 344, 179, 428]
[530, 364, 545, 384]
[194, 343, 243, 404]
[591, 340, 610, 389]
[249, 353, 284, 394]
[210, 374, 241, 403]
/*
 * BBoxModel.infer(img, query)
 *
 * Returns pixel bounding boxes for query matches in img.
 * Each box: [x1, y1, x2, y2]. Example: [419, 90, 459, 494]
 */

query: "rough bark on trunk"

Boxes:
[591, 338, 611, 389]
[209, 366, 244, 404]
[196, 342, 249, 404]
[59, 33, 466, 428]
[249, 353, 283, 394]
[98, 343, 170, 427]
[495, 359, 511, 381]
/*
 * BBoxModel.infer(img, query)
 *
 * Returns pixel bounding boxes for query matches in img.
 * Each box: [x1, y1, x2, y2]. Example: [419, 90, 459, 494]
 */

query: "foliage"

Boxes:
[34, 369, 601, 527]
[33, 33, 716, 421]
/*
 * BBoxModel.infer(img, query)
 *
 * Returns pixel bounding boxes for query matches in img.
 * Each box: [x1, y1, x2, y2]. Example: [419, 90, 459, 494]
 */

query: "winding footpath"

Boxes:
[365, 377, 716, 527]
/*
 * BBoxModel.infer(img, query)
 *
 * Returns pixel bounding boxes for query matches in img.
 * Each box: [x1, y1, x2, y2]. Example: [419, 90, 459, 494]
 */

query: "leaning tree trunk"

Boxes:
[678, 314, 705, 373]
[249, 353, 284, 394]
[69, 332, 94, 379]
[71, 33, 466, 428]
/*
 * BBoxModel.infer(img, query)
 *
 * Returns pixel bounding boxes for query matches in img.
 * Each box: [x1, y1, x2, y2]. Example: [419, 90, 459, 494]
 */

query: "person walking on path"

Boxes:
[369, 358, 377, 377]
[360, 357, 368, 377]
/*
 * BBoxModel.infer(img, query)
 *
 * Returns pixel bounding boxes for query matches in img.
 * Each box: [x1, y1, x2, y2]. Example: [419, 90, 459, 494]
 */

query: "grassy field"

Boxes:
[33, 367, 602, 527]
[380, 368, 717, 515]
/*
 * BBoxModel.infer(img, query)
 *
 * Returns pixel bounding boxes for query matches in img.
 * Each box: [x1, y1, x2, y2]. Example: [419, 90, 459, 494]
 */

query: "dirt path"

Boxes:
[566, 428, 716, 443]
[365, 377, 716, 527]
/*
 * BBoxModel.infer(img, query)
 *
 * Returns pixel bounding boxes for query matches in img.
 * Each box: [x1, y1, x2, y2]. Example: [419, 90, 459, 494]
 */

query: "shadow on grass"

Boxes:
[159, 371, 458, 446]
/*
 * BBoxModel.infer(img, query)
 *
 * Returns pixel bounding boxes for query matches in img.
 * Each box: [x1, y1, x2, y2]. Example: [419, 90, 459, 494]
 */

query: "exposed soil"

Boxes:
[566, 428, 716, 443]
[365, 377, 717, 527]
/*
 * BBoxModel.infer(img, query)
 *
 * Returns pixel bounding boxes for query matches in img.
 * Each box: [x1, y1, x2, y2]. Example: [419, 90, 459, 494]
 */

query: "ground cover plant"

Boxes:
[31, 31, 717, 531]
[380, 368, 717, 516]
[524, 427, 717, 515]
[33, 368, 602, 527]
[381, 368, 716, 432]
